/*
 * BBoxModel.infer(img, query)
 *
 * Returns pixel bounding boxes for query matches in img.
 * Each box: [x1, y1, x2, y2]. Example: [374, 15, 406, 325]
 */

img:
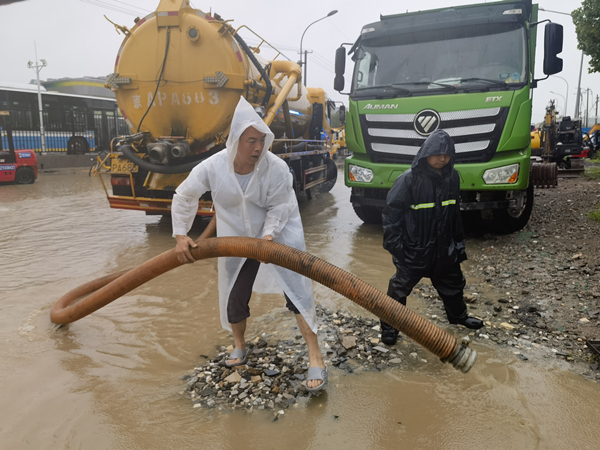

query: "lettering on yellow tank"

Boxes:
[209, 90, 219, 105]
[136, 90, 219, 108]
[146, 91, 167, 107]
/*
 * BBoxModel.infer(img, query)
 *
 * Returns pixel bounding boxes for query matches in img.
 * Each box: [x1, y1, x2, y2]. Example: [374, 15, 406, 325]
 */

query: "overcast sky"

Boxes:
[1, 0, 598, 124]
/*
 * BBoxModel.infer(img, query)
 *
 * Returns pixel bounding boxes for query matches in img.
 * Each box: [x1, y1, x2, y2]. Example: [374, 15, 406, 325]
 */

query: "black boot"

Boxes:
[449, 316, 484, 330]
[380, 320, 399, 345]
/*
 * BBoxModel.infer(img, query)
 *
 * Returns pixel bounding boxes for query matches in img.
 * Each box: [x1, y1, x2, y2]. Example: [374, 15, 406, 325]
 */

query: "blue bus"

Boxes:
[0, 84, 129, 154]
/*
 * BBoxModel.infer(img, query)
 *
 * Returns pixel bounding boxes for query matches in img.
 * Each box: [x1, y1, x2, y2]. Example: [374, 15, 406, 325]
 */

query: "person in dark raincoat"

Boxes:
[381, 129, 483, 345]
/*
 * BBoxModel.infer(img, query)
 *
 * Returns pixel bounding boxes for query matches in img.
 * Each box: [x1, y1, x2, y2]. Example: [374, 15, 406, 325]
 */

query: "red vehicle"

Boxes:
[0, 148, 38, 184]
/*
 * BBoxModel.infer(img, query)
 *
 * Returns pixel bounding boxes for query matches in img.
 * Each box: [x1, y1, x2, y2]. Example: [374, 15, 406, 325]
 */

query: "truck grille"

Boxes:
[360, 107, 509, 164]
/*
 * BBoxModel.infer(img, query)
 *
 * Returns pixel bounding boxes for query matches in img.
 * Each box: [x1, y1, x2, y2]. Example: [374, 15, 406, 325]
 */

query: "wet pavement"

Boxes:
[2, 166, 600, 449]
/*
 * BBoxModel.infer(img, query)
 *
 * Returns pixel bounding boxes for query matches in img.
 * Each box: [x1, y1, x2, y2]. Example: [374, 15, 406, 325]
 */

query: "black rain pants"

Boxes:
[381, 260, 468, 333]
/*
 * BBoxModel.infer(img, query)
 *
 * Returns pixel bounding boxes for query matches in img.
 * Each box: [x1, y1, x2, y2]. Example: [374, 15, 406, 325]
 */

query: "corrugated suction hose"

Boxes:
[50, 237, 477, 373]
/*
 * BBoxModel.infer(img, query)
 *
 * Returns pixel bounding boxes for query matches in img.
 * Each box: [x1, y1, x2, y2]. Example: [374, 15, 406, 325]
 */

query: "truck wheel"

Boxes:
[290, 168, 299, 193]
[352, 204, 383, 224]
[67, 136, 90, 155]
[491, 183, 534, 234]
[15, 167, 35, 184]
[318, 159, 338, 193]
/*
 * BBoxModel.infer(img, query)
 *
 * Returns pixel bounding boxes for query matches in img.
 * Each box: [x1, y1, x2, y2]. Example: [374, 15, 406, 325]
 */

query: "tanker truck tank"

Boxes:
[100, 0, 339, 214]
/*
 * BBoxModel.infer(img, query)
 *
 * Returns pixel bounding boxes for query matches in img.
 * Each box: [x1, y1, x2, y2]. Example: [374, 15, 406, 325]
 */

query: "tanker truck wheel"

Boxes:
[318, 158, 338, 193]
[491, 183, 534, 234]
[352, 204, 383, 225]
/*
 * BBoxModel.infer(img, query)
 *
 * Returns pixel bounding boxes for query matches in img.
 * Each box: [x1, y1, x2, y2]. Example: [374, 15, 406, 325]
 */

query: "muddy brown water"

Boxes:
[1, 168, 600, 449]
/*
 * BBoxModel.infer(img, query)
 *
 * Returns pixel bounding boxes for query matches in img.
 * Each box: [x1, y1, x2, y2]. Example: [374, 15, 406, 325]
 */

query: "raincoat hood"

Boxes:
[411, 130, 456, 176]
[225, 96, 275, 170]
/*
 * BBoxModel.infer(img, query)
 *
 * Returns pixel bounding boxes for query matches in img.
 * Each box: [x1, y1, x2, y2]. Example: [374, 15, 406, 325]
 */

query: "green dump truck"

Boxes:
[334, 0, 563, 233]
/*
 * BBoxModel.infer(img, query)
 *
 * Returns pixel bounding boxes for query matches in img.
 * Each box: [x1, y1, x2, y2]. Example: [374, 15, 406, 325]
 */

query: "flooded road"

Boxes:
[2, 167, 600, 449]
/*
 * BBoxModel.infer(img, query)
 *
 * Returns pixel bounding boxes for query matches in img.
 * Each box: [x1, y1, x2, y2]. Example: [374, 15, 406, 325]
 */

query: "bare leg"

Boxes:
[227, 319, 247, 365]
[295, 314, 325, 389]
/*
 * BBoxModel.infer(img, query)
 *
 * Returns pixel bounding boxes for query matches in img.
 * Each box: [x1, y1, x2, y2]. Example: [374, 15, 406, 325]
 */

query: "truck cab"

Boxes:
[335, 0, 563, 232]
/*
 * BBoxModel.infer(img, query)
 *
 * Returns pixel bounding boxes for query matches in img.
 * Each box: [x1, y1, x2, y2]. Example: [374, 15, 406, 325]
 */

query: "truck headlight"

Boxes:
[348, 164, 374, 183]
[482, 163, 519, 184]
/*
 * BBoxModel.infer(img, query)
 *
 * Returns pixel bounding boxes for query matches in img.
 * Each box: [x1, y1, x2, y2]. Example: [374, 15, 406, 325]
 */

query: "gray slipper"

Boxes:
[306, 366, 328, 392]
[224, 348, 249, 368]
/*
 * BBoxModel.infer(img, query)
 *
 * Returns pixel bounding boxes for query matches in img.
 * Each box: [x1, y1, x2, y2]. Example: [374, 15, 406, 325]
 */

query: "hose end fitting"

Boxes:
[446, 336, 478, 373]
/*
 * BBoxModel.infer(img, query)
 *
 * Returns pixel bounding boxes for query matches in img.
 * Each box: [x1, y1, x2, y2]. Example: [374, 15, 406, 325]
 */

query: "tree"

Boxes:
[572, 0, 600, 73]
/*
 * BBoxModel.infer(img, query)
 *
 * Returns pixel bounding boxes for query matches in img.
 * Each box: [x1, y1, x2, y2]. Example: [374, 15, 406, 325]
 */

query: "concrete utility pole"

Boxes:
[585, 88, 590, 127]
[574, 51, 584, 120]
[27, 42, 47, 153]
[303, 50, 313, 84]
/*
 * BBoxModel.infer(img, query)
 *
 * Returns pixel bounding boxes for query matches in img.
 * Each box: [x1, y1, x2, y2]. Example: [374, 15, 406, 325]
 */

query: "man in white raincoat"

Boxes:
[171, 96, 327, 391]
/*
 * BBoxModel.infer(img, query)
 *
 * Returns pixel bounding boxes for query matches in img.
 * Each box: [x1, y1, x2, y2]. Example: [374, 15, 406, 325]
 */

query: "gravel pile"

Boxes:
[182, 305, 431, 412]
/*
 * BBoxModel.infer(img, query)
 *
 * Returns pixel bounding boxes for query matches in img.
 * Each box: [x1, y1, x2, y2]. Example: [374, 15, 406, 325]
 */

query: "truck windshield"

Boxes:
[352, 22, 527, 96]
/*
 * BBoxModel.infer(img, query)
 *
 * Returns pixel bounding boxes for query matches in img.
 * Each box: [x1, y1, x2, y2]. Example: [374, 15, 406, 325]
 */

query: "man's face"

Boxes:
[236, 126, 266, 167]
[426, 153, 451, 170]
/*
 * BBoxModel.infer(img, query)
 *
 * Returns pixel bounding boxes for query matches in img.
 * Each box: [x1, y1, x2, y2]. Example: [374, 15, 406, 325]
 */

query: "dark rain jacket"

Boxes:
[382, 130, 466, 274]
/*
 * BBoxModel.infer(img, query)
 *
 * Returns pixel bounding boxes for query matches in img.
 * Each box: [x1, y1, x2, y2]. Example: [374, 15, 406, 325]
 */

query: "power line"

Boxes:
[111, 0, 152, 13]
[330, 22, 355, 43]
[243, 38, 339, 77]
[311, 57, 335, 75]
[243, 36, 340, 72]
[242, 37, 293, 61]
[311, 51, 334, 68]
[79, 0, 143, 16]
[80, 0, 138, 16]
[310, 59, 334, 74]
[310, 60, 334, 75]
[248, 40, 298, 52]
[311, 49, 331, 61]
[242, 37, 336, 80]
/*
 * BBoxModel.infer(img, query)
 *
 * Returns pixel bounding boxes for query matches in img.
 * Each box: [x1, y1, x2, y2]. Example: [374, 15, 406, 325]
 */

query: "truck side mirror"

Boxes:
[334, 46, 346, 92]
[339, 105, 346, 125]
[543, 23, 563, 76]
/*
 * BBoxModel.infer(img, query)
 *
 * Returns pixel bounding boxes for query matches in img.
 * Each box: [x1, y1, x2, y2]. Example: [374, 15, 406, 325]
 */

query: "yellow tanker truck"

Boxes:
[99, 0, 340, 215]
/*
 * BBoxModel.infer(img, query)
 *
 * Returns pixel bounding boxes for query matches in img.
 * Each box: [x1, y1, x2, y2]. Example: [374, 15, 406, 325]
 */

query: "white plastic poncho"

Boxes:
[171, 96, 317, 333]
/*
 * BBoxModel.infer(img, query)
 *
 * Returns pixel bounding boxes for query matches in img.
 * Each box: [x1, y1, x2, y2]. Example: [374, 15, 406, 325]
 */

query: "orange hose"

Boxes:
[51, 232, 477, 371]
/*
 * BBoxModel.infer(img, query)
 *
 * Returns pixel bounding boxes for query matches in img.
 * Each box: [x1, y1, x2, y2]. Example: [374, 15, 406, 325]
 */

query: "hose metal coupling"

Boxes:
[446, 336, 478, 373]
